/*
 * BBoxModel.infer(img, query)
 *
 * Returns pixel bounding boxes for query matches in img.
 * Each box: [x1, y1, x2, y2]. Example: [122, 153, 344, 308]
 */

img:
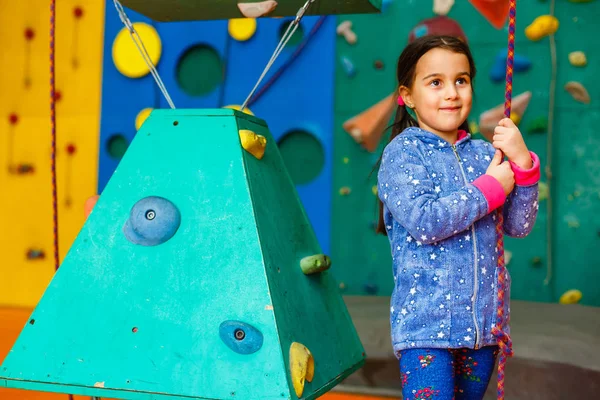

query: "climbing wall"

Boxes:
[98, 4, 335, 254]
[331, 0, 600, 306]
[0, 1, 105, 308]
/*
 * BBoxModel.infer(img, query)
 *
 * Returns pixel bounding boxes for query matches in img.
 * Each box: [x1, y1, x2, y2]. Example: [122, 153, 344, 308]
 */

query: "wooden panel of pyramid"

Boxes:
[117, 0, 382, 21]
[0, 109, 365, 400]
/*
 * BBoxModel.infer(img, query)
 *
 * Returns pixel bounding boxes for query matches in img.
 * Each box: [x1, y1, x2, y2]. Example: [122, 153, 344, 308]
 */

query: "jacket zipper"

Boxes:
[451, 144, 481, 349]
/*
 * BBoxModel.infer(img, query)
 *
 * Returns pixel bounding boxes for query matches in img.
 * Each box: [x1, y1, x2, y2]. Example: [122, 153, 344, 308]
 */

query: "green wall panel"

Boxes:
[332, 0, 599, 306]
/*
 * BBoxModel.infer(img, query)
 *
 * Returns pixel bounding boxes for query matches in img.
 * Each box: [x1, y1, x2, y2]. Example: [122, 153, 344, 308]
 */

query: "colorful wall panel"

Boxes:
[0, 0, 105, 308]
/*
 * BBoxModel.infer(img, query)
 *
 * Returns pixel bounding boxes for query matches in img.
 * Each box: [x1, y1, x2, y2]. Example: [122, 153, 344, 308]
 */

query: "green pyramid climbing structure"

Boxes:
[0, 109, 365, 400]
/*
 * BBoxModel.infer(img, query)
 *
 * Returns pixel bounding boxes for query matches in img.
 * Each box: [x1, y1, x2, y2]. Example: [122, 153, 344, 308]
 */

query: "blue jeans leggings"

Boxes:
[399, 346, 499, 400]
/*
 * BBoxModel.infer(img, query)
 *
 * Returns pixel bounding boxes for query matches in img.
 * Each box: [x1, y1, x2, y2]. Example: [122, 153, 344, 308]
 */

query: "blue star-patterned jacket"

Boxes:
[377, 127, 540, 355]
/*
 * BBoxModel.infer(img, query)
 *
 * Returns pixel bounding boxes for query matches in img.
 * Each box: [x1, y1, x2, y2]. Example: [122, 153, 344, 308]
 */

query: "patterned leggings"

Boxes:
[399, 346, 499, 400]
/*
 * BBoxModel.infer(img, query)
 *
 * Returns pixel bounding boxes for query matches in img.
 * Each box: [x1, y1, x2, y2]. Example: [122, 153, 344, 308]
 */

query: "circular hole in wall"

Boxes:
[278, 20, 304, 47]
[176, 44, 224, 96]
[277, 130, 324, 185]
[106, 134, 129, 160]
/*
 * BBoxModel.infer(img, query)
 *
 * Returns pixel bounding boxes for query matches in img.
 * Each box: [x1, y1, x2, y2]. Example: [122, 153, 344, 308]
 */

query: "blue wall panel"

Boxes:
[98, 4, 159, 192]
[155, 20, 229, 109]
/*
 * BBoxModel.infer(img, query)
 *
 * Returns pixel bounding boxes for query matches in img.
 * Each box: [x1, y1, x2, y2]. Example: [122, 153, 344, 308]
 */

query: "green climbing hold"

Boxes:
[539, 181, 549, 201]
[527, 117, 548, 134]
[301, 254, 332, 275]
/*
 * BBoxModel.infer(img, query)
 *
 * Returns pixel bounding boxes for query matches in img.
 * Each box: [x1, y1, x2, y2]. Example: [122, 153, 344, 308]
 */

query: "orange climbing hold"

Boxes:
[342, 93, 396, 152]
[84, 195, 100, 218]
[468, 0, 510, 29]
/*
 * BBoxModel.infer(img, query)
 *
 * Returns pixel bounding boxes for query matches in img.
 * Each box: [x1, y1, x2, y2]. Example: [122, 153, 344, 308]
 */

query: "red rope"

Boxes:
[491, 1, 517, 399]
[50, 3, 71, 400]
[50, 0, 59, 272]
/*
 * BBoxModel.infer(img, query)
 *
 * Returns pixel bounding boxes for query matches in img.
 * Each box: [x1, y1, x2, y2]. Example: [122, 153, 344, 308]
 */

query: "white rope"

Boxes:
[113, 0, 176, 109]
[240, 0, 316, 111]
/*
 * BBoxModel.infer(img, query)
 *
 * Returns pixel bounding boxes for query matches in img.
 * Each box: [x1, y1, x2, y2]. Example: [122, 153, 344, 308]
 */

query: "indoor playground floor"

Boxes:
[0, 307, 385, 400]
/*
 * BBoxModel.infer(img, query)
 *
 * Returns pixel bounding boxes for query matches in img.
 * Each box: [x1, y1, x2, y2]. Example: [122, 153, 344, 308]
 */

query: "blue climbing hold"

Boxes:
[414, 24, 428, 39]
[363, 282, 378, 295]
[381, 0, 393, 12]
[123, 196, 181, 246]
[340, 56, 356, 78]
[219, 320, 264, 355]
[489, 49, 532, 83]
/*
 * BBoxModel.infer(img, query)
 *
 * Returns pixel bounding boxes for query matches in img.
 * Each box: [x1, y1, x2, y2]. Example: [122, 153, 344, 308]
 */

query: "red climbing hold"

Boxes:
[66, 143, 77, 155]
[8, 113, 19, 125]
[409, 16, 467, 43]
[468, 0, 510, 30]
[73, 6, 84, 18]
[24, 28, 35, 40]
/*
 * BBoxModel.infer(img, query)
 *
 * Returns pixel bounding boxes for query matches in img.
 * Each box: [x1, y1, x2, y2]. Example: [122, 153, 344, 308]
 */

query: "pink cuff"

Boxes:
[473, 175, 506, 213]
[509, 151, 541, 186]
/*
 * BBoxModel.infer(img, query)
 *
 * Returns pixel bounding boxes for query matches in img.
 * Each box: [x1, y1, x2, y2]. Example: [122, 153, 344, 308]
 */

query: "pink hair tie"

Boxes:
[397, 96, 405, 106]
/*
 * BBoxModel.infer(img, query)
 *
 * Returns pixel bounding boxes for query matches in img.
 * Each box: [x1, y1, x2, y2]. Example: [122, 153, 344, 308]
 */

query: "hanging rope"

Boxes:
[50, 2, 74, 397]
[49, 0, 59, 273]
[491, 1, 517, 399]
[247, 15, 327, 107]
[112, 0, 176, 109]
[240, 0, 317, 110]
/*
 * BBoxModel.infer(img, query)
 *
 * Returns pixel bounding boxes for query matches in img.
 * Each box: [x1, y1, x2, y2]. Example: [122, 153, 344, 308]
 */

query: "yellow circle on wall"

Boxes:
[223, 104, 254, 116]
[113, 23, 162, 78]
[135, 108, 153, 130]
[228, 18, 257, 41]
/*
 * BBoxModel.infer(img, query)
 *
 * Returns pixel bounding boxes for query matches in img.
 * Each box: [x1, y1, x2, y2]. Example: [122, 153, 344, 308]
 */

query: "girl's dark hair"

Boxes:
[375, 35, 477, 235]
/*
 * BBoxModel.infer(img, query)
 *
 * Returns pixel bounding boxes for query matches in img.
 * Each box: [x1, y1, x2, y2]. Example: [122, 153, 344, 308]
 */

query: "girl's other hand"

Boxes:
[486, 150, 515, 196]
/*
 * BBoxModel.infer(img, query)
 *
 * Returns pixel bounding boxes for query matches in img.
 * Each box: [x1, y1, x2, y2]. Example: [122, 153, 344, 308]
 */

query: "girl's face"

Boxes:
[400, 48, 473, 141]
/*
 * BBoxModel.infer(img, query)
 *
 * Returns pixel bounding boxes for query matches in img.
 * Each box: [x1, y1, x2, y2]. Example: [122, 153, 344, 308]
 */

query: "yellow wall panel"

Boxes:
[0, 1, 105, 307]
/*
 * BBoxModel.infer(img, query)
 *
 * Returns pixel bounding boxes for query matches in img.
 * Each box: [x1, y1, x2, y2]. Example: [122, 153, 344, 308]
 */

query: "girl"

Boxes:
[376, 35, 540, 399]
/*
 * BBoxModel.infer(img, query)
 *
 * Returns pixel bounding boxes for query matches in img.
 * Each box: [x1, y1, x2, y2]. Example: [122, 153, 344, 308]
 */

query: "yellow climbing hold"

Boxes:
[569, 51, 587, 67]
[559, 289, 582, 304]
[525, 15, 559, 41]
[113, 23, 162, 78]
[239, 129, 267, 159]
[135, 108, 153, 130]
[469, 121, 479, 135]
[223, 104, 255, 116]
[289, 342, 314, 398]
[228, 18, 257, 41]
[372, 185, 378, 196]
[510, 112, 521, 126]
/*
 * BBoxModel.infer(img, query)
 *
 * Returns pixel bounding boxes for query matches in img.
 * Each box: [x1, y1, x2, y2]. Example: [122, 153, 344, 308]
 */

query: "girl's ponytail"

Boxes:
[391, 102, 418, 137]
